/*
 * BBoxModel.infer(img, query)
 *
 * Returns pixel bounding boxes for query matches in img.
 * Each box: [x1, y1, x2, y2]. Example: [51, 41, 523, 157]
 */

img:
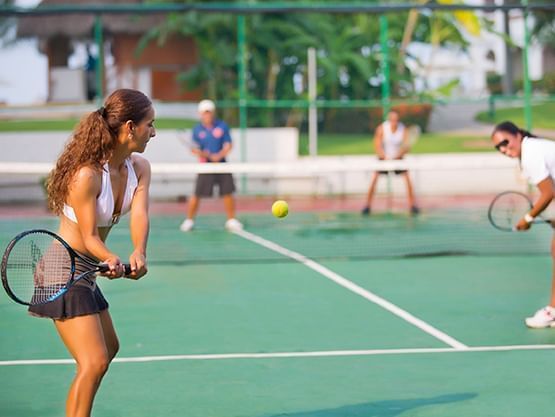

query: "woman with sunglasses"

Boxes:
[491, 120, 555, 328]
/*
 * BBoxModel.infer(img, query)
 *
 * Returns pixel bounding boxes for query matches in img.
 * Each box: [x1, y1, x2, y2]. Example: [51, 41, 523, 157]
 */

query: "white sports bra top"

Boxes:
[63, 158, 138, 227]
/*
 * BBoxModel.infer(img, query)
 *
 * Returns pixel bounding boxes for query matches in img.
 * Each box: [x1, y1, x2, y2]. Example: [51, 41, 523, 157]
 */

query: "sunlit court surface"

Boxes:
[1, 194, 554, 417]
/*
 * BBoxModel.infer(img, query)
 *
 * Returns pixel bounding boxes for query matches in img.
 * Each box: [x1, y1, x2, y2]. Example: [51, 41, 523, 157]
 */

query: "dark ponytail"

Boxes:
[492, 120, 536, 139]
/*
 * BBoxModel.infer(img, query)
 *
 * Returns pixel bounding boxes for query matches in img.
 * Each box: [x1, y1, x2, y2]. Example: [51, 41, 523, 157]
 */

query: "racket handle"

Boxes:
[98, 263, 132, 275]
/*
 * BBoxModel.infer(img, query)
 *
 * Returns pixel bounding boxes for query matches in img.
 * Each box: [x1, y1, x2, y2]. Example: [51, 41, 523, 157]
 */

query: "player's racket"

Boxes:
[176, 129, 207, 162]
[488, 191, 551, 232]
[176, 129, 199, 151]
[1, 229, 131, 306]
[407, 125, 421, 148]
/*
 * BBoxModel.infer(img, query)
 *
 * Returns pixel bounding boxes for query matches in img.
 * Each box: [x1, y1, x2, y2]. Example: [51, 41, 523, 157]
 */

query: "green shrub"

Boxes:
[543, 72, 555, 94]
[486, 72, 503, 95]
[368, 103, 433, 133]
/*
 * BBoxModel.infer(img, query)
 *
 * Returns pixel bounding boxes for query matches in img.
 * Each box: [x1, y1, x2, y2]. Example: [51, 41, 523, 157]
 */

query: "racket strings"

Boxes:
[490, 193, 532, 230]
[6, 234, 72, 304]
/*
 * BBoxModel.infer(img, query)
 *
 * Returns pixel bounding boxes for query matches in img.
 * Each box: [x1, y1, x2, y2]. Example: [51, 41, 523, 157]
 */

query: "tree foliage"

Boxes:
[144, 0, 483, 127]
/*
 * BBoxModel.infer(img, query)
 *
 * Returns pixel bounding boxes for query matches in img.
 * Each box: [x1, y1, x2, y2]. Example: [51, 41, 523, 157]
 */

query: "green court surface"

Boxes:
[1, 207, 555, 417]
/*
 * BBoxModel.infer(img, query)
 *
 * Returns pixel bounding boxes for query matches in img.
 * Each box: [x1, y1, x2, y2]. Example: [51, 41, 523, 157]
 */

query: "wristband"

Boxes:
[524, 213, 535, 223]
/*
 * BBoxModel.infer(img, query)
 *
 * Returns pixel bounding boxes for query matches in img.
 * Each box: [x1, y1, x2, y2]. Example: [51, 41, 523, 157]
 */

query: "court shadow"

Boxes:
[264, 393, 477, 417]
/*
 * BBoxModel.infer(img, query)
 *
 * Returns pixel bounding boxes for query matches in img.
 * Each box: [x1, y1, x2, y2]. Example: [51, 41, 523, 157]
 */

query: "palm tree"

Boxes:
[247, 12, 320, 126]
[396, 0, 481, 93]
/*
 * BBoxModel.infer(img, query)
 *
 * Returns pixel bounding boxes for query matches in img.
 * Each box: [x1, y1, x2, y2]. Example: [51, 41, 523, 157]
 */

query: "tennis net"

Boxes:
[0, 158, 551, 264]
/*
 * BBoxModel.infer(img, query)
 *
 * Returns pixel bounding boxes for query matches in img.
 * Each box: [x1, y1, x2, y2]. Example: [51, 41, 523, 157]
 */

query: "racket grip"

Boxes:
[98, 263, 132, 274]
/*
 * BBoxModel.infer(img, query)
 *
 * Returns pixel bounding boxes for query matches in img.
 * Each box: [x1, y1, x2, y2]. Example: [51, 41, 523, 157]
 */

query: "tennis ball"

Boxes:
[272, 200, 289, 218]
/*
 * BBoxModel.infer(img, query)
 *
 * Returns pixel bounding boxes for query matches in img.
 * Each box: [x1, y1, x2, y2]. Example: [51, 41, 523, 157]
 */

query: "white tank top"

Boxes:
[382, 121, 405, 159]
[62, 158, 138, 227]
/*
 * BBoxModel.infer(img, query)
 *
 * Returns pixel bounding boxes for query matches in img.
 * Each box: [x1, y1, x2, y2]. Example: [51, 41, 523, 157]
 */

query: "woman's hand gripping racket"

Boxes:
[488, 191, 552, 232]
[1, 229, 131, 306]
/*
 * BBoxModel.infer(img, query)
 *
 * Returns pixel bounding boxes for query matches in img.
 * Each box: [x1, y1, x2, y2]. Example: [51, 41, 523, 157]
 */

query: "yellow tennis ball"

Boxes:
[272, 200, 289, 218]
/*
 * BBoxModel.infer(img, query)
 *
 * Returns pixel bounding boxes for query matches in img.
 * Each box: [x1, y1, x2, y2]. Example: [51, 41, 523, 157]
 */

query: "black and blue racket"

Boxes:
[1, 229, 130, 306]
[488, 191, 551, 232]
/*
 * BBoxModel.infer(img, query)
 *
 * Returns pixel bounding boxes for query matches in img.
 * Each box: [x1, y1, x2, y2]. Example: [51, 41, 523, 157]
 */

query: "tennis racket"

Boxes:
[176, 129, 199, 151]
[407, 125, 421, 148]
[488, 191, 551, 232]
[1, 229, 131, 306]
[176, 129, 207, 162]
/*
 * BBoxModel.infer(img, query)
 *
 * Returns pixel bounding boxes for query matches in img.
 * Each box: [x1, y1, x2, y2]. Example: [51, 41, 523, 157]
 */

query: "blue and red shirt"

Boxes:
[192, 120, 232, 163]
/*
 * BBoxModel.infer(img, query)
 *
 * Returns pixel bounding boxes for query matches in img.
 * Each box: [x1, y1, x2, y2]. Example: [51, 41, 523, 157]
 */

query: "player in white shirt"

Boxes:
[362, 110, 419, 215]
[492, 121, 555, 328]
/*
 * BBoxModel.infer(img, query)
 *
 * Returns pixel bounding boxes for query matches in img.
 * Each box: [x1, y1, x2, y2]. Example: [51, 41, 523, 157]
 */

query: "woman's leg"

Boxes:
[54, 313, 112, 417]
[363, 172, 380, 212]
[98, 309, 119, 361]
[402, 172, 417, 210]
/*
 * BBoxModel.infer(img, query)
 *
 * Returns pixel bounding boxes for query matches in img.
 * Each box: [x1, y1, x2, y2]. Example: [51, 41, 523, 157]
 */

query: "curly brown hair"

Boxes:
[46, 89, 152, 214]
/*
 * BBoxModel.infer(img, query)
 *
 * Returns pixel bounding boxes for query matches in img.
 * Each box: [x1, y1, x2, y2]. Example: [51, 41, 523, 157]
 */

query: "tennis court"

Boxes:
[1, 197, 554, 417]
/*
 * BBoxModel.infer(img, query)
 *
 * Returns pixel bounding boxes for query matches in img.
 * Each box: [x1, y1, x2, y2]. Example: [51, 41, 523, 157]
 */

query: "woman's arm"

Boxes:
[396, 127, 410, 159]
[374, 125, 385, 159]
[516, 176, 554, 230]
[67, 166, 125, 277]
[128, 155, 151, 279]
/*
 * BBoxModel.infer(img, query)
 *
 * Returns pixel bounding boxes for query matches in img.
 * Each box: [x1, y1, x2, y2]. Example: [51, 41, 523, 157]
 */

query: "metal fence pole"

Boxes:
[237, 14, 247, 191]
[94, 15, 104, 105]
[308, 47, 318, 157]
[521, 0, 532, 130]
[379, 14, 391, 117]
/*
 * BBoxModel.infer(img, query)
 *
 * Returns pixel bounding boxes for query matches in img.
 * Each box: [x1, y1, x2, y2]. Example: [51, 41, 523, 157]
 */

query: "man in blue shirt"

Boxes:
[180, 99, 243, 232]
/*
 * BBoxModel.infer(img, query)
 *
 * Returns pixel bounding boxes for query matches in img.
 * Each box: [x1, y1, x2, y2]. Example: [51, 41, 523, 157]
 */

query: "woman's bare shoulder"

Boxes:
[130, 154, 151, 176]
[72, 165, 102, 186]
[66, 164, 102, 198]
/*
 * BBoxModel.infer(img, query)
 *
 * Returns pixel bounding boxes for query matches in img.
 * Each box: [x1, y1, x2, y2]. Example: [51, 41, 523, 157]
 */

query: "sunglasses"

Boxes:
[494, 139, 509, 151]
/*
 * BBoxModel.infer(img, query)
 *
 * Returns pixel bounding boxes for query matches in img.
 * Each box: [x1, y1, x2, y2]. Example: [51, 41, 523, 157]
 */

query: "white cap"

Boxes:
[198, 99, 215, 113]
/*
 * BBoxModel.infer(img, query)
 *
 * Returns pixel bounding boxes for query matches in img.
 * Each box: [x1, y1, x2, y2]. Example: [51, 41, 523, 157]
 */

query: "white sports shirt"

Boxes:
[521, 137, 555, 186]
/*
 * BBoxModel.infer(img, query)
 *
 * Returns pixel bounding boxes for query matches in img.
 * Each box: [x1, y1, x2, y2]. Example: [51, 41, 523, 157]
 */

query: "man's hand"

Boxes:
[208, 152, 224, 162]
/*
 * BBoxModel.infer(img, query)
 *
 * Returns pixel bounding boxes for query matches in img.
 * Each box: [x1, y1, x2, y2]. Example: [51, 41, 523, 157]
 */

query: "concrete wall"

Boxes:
[0, 128, 299, 201]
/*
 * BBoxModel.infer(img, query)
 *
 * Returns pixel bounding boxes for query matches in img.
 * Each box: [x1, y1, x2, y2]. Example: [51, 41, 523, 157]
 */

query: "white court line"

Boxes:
[233, 228, 468, 350]
[1, 345, 554, 366]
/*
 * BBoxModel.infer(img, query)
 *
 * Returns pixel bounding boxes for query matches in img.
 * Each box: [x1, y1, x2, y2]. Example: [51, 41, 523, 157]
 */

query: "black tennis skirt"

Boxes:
[28, 254, 109, 320]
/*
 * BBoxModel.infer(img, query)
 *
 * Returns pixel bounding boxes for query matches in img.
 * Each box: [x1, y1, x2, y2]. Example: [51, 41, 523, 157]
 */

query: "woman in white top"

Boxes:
[492, 121, 555, 328]
[362, 110, 419, 215]
[32, 89, 155, 417]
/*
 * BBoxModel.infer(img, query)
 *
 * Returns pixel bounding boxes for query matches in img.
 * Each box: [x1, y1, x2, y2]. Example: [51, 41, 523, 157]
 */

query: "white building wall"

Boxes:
[409, 0, 545, 96]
